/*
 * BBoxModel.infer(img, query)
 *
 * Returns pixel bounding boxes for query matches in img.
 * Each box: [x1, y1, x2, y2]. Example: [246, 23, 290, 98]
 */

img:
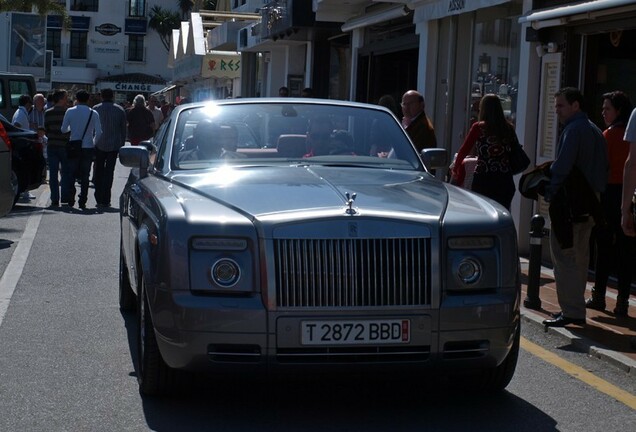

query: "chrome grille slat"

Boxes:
[274, 238, 431, 308]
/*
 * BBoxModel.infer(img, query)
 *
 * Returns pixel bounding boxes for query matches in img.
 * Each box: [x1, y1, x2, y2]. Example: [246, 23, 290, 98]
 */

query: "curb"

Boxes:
[521, 307, 636, 379]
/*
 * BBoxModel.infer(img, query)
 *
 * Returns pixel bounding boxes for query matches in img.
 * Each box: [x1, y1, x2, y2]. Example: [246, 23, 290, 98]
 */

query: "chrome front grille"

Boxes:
[274, 238, 431, 308]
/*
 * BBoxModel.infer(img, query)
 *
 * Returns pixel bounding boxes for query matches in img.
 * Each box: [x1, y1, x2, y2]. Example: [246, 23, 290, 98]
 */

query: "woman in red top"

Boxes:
[587, 91, 634, 316]
[451, 94, 519, 210]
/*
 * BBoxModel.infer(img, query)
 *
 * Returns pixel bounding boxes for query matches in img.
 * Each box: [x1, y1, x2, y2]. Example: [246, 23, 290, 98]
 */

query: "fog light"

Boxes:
[457, 258, 481, 284]
[211, 259, 240, 287]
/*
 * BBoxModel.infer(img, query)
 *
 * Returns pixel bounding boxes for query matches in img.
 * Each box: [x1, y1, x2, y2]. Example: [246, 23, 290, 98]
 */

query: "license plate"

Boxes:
[301, 319, 410, 345]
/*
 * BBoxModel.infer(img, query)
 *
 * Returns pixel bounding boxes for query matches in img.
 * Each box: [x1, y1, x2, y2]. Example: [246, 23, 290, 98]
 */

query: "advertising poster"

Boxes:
[10, 13, 46, 72]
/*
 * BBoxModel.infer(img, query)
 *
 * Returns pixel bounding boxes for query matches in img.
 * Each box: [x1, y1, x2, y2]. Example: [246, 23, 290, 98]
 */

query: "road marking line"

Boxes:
[521, 337, 636, 410]
[0, 191, 49, 327]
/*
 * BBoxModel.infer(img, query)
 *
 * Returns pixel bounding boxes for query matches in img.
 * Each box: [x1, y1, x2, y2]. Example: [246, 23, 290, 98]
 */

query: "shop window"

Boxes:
[127, 35, 144, 62]
[69, 31, 87, 59]
[47, 29, 62, 58]
[470, 2, 522, 125]
[129, 0, 145, 17]
[70, 0, 98, 12]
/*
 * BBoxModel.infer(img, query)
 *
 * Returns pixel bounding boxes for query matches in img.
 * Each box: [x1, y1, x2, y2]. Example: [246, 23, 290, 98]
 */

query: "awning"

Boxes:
[519, 0, 636, 29]
[151, 84, 179, 96]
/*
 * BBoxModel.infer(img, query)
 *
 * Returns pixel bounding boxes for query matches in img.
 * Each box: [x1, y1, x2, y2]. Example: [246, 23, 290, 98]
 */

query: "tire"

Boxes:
[482, 323, 521, 392]
[119, 241, 136, 312]
[136, 274, 176, 396]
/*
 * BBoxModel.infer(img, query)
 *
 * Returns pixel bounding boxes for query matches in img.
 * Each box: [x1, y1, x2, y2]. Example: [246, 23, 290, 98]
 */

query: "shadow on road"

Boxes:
[119, 310, 558, 432]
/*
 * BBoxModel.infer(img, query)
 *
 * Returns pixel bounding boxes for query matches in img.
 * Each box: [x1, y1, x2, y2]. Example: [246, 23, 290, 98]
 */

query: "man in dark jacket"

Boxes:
[400, 90, 437, 152]
[543, 87, 609, 328]
[93, 88, 127, 208]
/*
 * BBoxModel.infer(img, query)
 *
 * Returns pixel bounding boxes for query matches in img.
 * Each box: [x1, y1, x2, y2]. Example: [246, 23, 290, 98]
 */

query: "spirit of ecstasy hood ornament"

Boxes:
[345, 192, 357, 215]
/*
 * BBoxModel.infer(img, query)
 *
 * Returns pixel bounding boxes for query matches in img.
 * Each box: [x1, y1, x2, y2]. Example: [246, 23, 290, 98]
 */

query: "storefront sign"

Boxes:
[94, 47, 120, 54]
[114, 82, 154, 92]
[415, 0, 507, 21]
[95, 23, 121, 36]
[201, 53, 241, 79]
[125, 19, 147, 35]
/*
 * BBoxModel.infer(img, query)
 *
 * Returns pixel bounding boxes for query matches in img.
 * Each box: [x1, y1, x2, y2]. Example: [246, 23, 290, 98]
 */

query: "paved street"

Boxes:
[0, 161, 635, 431]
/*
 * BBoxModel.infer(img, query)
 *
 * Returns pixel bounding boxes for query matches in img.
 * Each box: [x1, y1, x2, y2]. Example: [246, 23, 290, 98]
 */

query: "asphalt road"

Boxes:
[0, 162, 634, 432]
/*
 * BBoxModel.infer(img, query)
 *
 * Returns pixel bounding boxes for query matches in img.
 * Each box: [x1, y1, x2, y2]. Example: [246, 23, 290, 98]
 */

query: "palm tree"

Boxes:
[0, 0, 69, 26]
[177, 0, 193, 19]
[178, 0, 217, 17]
[148, 5, 181, 51]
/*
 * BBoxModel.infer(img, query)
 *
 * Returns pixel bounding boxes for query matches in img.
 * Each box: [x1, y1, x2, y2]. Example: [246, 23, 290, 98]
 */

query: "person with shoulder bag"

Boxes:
[451, 94, 526, 210]
[61, 90, 102, 209]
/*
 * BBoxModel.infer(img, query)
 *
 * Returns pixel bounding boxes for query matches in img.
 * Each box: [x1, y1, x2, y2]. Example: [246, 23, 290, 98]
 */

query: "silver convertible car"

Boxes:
[118, 99, 520, 396]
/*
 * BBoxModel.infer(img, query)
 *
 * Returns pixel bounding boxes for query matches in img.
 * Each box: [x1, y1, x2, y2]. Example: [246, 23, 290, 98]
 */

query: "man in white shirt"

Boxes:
[11, 94, 32, 129]
[61, 90, 102, 209]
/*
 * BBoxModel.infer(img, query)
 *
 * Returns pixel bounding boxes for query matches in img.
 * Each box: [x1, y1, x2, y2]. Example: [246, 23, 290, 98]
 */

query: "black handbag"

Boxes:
[67, 110, 93, 159]
[509, 137, 530, 175]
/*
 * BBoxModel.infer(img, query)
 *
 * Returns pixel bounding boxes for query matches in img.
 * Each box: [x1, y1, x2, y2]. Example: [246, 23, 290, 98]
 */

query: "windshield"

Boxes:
[167, 101, 422, 171]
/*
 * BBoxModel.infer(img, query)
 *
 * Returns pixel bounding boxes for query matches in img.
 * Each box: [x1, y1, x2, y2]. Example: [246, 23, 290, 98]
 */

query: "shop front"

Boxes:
[513, 0, 636, 253]
[412, 0, 523, 156]
[95, 73, 166, 104]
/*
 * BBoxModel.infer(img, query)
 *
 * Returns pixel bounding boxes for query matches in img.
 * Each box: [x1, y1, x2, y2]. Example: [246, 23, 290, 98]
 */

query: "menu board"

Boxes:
[537, 53, 562, 162]
[535, 53, 563, 227]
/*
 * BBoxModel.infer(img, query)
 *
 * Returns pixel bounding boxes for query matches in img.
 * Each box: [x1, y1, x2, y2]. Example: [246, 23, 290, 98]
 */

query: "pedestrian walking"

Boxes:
[61, 90, 102, 209]
[586, 91, 634, 316]
[44, 89, 71, 207]
[400, 90, 437, 151]
[543, 87, 609, 328]
[126, 94, 155, 145]
[147, 95, 164, 132]
[451, 94, 519, 210]
[93, 88, 127, 208]
[12, 94, 35, 200]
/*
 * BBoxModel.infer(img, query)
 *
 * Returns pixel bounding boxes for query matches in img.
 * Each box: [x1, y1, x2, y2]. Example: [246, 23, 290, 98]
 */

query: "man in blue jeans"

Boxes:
[44, 89, 70, 207]
[93, 88, 127, 208]
[61, 90, 102, 209]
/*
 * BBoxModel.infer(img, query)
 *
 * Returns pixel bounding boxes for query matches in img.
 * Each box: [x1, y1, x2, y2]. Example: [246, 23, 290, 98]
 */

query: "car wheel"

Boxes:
[10, 170, 19, 207]
[482, 323, 520, 392]
[119, 241, 136, 312]
[136, 273, 176, 396]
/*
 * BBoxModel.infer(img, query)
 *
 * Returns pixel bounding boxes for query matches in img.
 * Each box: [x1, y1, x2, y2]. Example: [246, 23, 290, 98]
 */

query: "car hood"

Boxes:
[169, 165, 448, 221]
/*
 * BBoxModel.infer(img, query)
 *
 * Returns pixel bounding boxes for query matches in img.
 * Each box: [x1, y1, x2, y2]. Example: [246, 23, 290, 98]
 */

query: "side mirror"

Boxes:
[119, 146, 150, 178]
[138, 140, 157, 154]
[421, 148, 449, 170]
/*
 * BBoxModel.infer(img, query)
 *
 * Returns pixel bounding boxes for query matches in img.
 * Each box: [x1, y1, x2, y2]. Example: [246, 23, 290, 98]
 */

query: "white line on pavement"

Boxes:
[0, 190, 49, 327]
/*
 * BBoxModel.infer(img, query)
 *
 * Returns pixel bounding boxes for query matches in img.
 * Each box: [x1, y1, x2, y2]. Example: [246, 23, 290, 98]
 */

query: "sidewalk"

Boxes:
[519, 258, 636, 377]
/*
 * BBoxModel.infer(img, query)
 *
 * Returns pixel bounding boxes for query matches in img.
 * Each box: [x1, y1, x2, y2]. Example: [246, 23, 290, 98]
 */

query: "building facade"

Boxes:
[0, 0, 178, 102]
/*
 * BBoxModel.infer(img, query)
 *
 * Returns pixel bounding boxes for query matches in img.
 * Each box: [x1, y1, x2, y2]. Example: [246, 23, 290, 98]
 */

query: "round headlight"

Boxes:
[457, 258, 481, 284]
[211, 258, 241, 288]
